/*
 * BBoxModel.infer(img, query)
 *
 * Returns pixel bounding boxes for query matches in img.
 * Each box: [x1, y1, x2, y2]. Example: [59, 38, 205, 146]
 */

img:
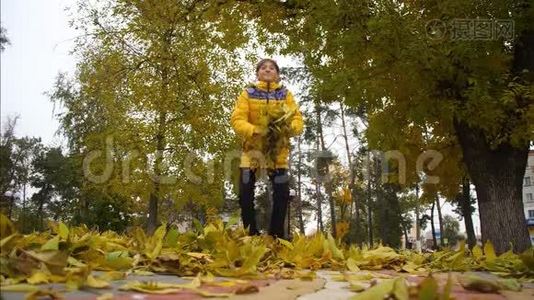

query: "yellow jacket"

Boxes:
[231, 80, 304, 169]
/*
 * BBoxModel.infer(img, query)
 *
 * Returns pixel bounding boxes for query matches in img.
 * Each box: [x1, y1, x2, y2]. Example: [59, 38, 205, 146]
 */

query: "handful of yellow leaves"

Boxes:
[251, 103, 296, 169]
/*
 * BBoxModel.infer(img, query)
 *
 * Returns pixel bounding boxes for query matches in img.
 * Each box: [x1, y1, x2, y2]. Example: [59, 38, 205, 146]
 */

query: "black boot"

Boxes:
[238, 168, 259, 235]
[268, 168, 289, 239]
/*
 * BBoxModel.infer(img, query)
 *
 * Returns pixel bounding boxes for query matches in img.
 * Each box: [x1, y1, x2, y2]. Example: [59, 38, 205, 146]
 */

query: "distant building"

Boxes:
[523, 150, 534, 244]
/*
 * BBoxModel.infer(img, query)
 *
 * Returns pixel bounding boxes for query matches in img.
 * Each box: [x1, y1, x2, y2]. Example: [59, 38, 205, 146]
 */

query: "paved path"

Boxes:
[1, 270, 533, 299]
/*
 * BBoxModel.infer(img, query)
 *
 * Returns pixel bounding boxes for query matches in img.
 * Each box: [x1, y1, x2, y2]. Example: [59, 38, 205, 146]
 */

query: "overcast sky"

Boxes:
[1, 0, 76, 147]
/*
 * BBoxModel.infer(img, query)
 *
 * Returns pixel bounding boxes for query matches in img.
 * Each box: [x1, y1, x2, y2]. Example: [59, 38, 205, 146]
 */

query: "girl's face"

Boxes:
[257, 61, 278, 82]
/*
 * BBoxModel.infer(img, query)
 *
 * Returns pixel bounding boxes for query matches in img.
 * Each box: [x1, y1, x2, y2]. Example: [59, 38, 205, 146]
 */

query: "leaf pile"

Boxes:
[1, 213, 533, 297]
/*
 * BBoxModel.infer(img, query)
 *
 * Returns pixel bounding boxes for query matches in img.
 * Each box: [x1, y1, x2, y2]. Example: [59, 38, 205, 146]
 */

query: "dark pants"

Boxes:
[238, 168, 289, 238]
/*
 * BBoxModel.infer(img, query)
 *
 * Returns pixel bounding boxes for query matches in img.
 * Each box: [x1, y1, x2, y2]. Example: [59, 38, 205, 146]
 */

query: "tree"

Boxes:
[11, 137, 43, 227]
[283, 66, 314, 235]
[0, 117, 42, 221]
[0, 25, 9, 51]
[245, 0, 534, 253]
[52, 0, 257, 233]
[452, 177, 477, 248]
[374, 182, 402, 248]
[283, 65, 336, 236]
[442, 215, 462, 247]
[30, 147, 78, 230]
[399, 193, 417, 249]
[0, 116, 18, 197]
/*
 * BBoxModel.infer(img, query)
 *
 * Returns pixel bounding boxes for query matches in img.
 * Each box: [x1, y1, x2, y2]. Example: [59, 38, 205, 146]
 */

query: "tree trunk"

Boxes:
[296, 137, 305, 233]
[39, 191, 45, 230]
[415, 184, 421, 252]
[435, 195, 444, 247]
[454, 119, 530, 253]
[147, 111, 167, 234]
[431, 201, 437, 249]
[314, 137, 324, 233]
[460, 177, 477, 248]
[451, 7, 534, 253]
[367, 185, 373, 247]
[367, 153, 373, 247]
[8, 195, 14, 219]
[148, 31, 172, 235]
[315, 103, 336, 238]
[340, 102, 360, 236]
[403, 226, 409, 249]
[377, 183, 402, 248]
[147, 190, 159, 234]
[21, 184, 26, 232]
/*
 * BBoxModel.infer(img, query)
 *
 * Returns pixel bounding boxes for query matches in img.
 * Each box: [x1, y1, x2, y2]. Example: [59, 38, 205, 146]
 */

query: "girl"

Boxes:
[230, 58, 304, 239]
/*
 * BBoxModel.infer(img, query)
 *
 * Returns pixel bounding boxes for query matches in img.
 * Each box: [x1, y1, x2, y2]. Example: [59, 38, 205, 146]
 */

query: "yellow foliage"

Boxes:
[335, 186, 352, 205]
[336, 221, 350, 239]
[0, 213, 531, 298]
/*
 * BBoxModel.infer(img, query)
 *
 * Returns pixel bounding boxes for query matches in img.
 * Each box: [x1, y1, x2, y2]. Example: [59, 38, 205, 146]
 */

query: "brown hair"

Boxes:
[255, 58, 280, 75]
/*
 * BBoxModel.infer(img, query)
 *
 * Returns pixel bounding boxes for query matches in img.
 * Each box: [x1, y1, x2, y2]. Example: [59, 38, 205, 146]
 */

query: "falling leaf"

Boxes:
[296, 271, 316, 281]
[0, 213, 16, 239]
[67, 256, 86, 268]
[25, 289, 63, 300]
[278, 238, 294, 250]
[0, 233, 20, 253]
[86, 274, 110, 289]
[458, 273, 500, 293]
[58, 223, 69, 240]
[472, 245, 483, 260]
[1, 284, 41, 292]
[347, 257, 360, 272]
[496, 278, 521, 291]
[164, 228, 179, 248]
[146, 225, 166, 260]
[484, 241, 497, 261]
[392, 277, 409, 300]
[234, 284, 260, 294]
[349, 278, 395, 300]
[327, 233, 344, 260]
[348, 282, 365, 292]
[519, 248, 534, 271]
[186, 252, 212, 260]
[96, 292, 114, 300]
[195, 290, 233, 297]
[418, 274, 439, 300]
[26, 271, 50, 285]
[104, 251, 132, 270]
[128, 286, 182, 294]
[41, 236, 60, 251]
[119, 281, 182, 294]
[131, 270, 154, 276]
[24, 250, 68, 269]
[440, 273, 452, 300]
[99, 271, 125, 281]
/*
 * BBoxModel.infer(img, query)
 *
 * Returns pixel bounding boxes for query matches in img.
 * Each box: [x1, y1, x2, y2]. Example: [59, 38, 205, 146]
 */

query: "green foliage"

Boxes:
[442, 215, 461, 247]
[245, 0, 534, 188]
[241, 0, 534, 252]
[373, 183, 402, 249]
